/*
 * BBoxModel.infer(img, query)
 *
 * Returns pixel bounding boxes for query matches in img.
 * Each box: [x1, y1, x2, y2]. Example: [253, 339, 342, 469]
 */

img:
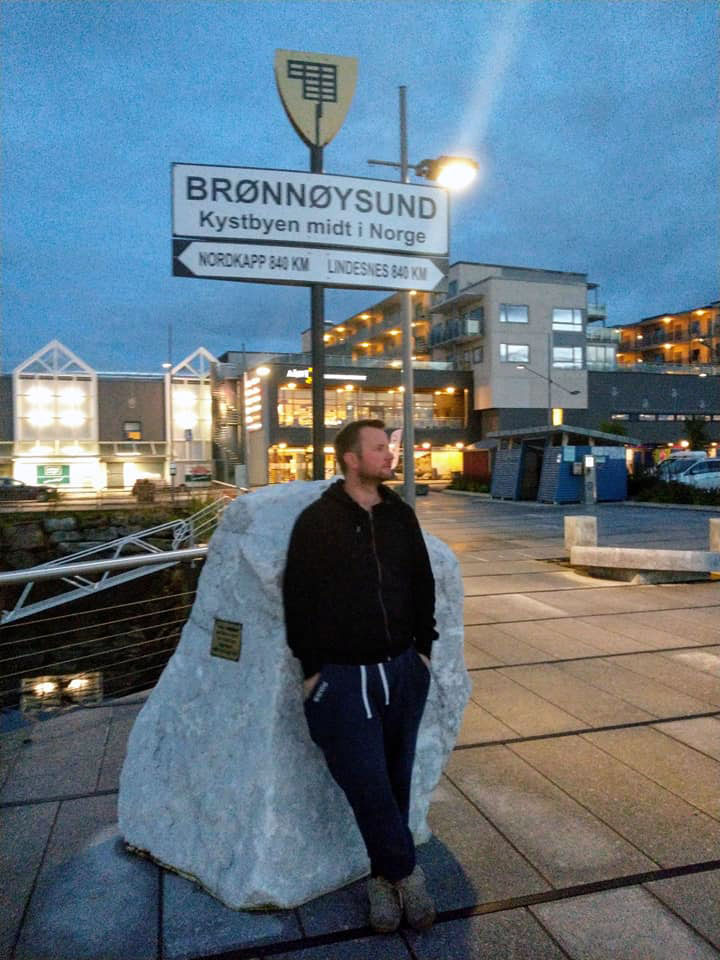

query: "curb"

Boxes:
[439, 491, 720, 512]
[619, 500, 720, 513]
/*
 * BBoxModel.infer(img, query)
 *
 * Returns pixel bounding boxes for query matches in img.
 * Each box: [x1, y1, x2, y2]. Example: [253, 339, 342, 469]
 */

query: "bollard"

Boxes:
[710, 518, 720, 553]
[564, 515, 597, 552]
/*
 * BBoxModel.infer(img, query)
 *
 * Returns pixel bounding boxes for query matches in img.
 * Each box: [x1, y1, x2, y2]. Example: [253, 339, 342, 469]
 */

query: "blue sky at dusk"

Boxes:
[2, 0, 717, 372]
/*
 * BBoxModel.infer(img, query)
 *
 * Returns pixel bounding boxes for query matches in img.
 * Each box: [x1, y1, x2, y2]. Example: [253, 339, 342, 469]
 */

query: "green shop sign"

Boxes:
[37, 465, 70, 485]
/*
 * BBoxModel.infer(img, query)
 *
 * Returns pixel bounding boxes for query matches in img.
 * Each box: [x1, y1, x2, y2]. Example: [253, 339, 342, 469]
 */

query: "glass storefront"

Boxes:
[268, 446, 336, 483]
[277, 386, 464, 430]
[268, 444, 464, 483]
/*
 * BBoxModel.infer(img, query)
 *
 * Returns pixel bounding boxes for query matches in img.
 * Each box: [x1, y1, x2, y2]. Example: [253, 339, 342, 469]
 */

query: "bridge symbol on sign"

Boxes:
[287, 59, 338, 146]
[275, 50, 357, 148]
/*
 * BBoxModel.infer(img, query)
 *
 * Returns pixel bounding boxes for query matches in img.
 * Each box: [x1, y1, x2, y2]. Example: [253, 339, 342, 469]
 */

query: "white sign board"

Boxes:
[174, 241, 445, 292]
[172, 164, 448, 258]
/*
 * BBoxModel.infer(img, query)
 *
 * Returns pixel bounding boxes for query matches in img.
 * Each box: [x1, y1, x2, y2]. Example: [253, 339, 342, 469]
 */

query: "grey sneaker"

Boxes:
[367, 875, 402, 933]
[396, 865, 436, 931]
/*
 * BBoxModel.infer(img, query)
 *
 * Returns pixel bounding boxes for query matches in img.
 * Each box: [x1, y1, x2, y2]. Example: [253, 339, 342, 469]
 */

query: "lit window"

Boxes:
[124, 421, 142, 440]
[500, 343, 529, 363]
[610, 413, 629, 420]
[552, 308, 583, 331]
[499, 304, 529, 324]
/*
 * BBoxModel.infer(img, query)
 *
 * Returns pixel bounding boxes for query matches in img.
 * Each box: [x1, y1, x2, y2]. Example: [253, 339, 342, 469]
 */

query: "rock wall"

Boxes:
[0, 509, 186, 570]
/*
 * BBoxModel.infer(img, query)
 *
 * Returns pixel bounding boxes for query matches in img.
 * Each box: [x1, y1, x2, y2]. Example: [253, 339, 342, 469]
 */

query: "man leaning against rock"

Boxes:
[282, 419, 437, 934]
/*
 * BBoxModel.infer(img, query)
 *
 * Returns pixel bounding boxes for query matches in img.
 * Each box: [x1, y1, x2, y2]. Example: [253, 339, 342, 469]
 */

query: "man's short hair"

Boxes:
[334, 419, 386, 474]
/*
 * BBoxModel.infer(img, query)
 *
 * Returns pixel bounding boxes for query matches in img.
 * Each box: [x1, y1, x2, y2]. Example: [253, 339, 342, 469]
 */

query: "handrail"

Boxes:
[0, 497, 230, 623]
[0, 548, 207, 586]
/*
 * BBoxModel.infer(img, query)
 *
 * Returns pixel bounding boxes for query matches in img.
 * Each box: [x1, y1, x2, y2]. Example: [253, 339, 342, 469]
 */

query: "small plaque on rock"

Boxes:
[211, 618, 242, 661]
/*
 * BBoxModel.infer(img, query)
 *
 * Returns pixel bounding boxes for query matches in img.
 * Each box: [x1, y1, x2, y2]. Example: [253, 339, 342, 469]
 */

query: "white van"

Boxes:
[657, 452, 707, 482]
[674, 458, 720, 491]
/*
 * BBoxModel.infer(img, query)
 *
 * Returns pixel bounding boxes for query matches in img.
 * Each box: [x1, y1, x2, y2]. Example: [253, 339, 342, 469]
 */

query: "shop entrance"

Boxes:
[268, 447, 335, 483]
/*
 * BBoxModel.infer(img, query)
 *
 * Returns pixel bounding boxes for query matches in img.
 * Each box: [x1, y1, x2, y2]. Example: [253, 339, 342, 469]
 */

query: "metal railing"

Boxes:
[615, 362, 720, 375]
[585, 327, 620, 342]
[0, 561, 203, 719]
[0, 498, 228, 624]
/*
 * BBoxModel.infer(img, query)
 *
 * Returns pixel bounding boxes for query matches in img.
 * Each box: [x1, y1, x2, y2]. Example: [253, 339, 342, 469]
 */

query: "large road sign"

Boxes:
[172, 164, 449, 258]
[173, 240, 446, 292]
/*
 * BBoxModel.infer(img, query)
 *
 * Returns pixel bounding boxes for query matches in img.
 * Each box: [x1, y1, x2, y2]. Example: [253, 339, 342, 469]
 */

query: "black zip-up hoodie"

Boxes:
[283, 479, 437, 678]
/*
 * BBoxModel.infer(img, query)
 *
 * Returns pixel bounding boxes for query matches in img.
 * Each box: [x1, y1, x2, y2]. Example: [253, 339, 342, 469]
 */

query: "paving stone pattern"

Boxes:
[2, 496, 719, 959]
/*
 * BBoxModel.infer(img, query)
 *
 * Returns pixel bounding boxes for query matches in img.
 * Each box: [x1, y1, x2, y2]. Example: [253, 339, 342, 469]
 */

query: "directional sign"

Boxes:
[173, 240, 446, 292]
[172, 164, 448, 258]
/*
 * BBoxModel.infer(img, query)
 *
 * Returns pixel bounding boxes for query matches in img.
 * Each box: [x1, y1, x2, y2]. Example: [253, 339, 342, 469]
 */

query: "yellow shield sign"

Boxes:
[275, 49, 358, 149]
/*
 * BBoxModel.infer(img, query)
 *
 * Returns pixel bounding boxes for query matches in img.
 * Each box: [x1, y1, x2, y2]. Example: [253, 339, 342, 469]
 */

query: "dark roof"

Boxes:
[487, 424, 639, 445]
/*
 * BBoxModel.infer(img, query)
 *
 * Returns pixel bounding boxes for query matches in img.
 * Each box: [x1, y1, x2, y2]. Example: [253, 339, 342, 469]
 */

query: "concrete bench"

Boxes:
[565, 516, 720, 582]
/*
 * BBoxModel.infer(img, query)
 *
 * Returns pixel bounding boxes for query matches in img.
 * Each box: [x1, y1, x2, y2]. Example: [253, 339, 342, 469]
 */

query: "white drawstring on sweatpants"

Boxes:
[360, 664, 372, 719]
[360, 662, 391, 719]
[378, 663, 390, 706]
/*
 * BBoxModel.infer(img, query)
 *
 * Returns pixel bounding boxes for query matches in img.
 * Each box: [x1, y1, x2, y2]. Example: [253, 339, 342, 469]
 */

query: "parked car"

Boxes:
[656, 452, 707, 482]
[0, 477, 52, 501]
[673, 458, 720, 491]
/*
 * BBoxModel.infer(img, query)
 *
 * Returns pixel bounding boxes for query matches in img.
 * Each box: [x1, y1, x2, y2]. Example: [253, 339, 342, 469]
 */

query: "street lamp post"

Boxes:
[162, 361, 174, 496]
[368, 86, 478, 508]
[516, 335, 581, 428]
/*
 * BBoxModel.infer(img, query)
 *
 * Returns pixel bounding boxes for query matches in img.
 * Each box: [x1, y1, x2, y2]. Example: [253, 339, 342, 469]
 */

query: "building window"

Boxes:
[638, 414, 657, 421]
[447, 280, 458, 298]
[658, 414, 675, 421]
[610, 413, 629, 420]
[473, 346, 484, 363]
[124, 421, 142, 440]
[500, 343, 529, 363]
[499, 304, 529, 324]
[460, 306, 484, 335]
[552, 346, 583, 369]
[552, 308, 583, 331]
[587, 344, 616, 368]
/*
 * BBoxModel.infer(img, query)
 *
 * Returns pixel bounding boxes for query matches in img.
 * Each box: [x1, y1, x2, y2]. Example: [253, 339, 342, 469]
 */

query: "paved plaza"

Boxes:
[2, 494, 720, 959]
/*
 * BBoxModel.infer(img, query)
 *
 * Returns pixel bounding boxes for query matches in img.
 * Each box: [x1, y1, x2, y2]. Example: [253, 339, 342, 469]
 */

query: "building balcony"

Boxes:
[430, 317, 483, 347]
[586, 326, 620, 342]
[586, 303, 607, 320]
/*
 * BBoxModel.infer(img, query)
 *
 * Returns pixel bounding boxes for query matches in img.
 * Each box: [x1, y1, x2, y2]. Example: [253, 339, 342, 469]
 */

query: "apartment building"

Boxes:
[615, 303, 720, 369]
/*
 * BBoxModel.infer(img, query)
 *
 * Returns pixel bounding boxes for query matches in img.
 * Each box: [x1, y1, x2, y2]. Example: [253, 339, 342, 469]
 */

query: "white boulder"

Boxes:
[118, 480, 469, 909]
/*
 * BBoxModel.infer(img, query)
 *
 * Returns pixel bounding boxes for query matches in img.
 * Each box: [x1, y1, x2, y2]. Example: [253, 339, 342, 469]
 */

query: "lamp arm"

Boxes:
[519, 364, 579, 395]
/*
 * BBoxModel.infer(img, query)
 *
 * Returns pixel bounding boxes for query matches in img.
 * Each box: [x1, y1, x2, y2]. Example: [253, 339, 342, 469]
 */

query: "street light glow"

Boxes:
[433, 156, 478, 190]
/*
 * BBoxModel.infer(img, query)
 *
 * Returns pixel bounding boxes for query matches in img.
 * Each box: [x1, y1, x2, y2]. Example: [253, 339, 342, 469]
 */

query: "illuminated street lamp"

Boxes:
[415, 156, 479, 190]
[367, 87, 478, 508]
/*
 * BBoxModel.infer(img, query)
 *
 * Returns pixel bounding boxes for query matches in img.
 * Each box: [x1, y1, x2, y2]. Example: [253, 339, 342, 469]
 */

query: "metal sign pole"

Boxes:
[310, 144, 325, 480]
[399, 86, 416, 510]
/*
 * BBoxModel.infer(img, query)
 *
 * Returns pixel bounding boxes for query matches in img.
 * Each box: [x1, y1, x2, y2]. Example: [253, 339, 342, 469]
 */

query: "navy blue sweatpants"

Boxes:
[303, 647, 431, 883]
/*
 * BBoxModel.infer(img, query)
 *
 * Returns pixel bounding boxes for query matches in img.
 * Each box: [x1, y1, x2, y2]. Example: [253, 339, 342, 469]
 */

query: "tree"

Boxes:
[599, 420, 627, 437]
[684, 416, 710, 450]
